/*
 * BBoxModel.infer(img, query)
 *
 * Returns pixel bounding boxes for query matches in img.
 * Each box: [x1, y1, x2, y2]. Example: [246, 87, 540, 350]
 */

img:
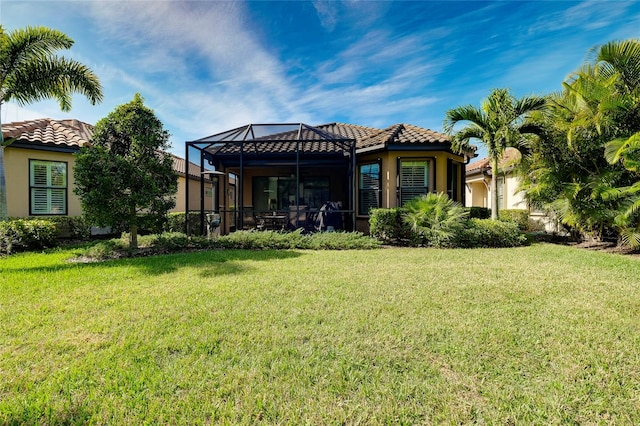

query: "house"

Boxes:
[464, 147, 524, 210]
[1, 118, 210, 219]
[465, 147, 561, 232]
[186, 122, 475, 234]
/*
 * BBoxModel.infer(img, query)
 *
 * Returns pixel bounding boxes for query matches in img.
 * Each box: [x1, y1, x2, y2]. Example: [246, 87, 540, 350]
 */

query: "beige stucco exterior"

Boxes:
[464, 171, 525, 210]
[5, 145, 206, 218]
[175, 175, 213, 212]
[355, 151, 466, 232]
[4, 146, 83, 217]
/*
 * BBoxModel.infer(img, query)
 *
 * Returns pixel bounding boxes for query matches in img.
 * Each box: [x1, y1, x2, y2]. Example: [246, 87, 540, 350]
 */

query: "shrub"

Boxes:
[215, 230, 304, 250]
[166, 212, 206, 236]
[454, 219, 528, 248]
[0, 219, 58, 254]
[499, 209, 530, 231]
[403, 193, 468, 247]
[369, 208, 414, 245]
[304, 231, 381, 250]
[84, 239, 129, 260]
[213, 230, 380, 250]
[32, 216, 91, 239]
[467, 206, 491, 219]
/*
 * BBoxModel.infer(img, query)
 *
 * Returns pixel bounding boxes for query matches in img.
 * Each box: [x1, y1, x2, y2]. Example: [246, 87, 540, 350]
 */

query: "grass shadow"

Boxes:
[0, 248, 303, 277]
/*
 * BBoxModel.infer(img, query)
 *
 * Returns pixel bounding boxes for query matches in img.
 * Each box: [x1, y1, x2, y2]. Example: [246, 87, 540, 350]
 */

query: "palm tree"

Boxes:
[443, 88, 547, 219]
[0, 25, 102, 221]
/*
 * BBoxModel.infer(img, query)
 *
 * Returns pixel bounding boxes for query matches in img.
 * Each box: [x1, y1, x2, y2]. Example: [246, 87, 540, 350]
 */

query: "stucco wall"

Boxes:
[175, 175, 212, 213]
[465, 172, 526, 210]
[465, 179, 488, 208]
[4, 146, 83, 217]
[5, 145, 200, 218]
[504, 173, 526, 209]
[357, 150, 465, 212]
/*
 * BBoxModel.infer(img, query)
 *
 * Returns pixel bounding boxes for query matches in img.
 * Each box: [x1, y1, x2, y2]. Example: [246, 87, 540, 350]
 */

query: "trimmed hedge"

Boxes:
[453, 219, 528, 248]
[0, 219, 58, 254]
[369, 208, 416, 245]
[467, 207, 491, 219]
[30, 216, 91, 239]
[79, 230, 382, 259]
[165, 212, 206, 236]
[498, 209, 530, 231]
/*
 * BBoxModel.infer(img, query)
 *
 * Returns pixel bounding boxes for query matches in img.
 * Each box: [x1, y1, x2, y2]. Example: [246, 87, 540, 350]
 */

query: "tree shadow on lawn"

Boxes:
[0, 249, 303, 277]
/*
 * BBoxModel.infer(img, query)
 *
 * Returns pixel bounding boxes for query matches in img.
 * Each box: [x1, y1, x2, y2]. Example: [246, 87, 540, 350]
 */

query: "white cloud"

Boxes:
[312, 1, 338, 32]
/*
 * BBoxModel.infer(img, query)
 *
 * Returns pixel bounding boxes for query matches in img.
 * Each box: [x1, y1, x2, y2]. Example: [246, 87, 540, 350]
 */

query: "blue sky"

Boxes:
[2, 1, 640, 160]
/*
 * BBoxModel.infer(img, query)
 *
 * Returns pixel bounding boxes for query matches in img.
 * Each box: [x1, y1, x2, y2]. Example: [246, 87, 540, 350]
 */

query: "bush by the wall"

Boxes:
[454, 218, 528, 248]
[27, 216, 91, 239]
[467, 207, 491, 219]
[499, 209, 530, 231]
[0, 219, 58, 254]
[369, 206, 528, 248]
[369, 208, 416, 245]
[166, 212, 206, 236]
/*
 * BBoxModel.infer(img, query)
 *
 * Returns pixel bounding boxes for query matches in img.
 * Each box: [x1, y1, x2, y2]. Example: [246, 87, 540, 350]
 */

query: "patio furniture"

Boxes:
[289, 205, 309, 230]
[315, 201, 343, 231]
[259, 212, 288, 230]
[242, 206, 258, 230]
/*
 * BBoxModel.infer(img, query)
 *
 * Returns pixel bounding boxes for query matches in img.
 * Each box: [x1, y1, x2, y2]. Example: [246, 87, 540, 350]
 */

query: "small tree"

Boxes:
[443, 88, 547, 220]
[74, 94, 177, 249]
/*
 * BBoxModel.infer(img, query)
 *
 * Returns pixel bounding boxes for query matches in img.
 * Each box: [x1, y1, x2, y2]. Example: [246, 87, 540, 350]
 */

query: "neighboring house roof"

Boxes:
[2, 118, 93, 149]
[466, 147, 521, 175]
[169, 153, 212, 179]
[2, 118, 201, 178]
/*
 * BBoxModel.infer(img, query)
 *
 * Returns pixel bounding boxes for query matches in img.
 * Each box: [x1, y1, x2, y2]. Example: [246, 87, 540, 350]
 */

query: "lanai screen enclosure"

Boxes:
[185, 123, 357, 235]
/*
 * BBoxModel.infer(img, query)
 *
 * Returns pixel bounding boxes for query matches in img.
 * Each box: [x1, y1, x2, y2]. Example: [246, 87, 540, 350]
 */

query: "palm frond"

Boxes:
[4, 56, 102, 109]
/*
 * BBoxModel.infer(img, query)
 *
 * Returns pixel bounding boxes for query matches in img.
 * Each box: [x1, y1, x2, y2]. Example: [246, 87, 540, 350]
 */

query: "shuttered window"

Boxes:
[30, 160, 67, 215]
[399, 160, 429, 205]
[358, 163, 380, 215]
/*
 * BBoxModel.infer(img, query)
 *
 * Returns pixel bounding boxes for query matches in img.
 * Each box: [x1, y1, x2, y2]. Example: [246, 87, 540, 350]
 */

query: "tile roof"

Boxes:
[356, 123, 451, 150]
[2, 118, 93, 148]
[466, 147, 521, 173]
[2, 118, 201, 177]
[170, 153, 214, 178]
[204, 122, 457, 156]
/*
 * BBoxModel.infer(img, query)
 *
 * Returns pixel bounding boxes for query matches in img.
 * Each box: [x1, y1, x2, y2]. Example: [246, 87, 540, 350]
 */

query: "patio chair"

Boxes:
[242, 206, 259, 230]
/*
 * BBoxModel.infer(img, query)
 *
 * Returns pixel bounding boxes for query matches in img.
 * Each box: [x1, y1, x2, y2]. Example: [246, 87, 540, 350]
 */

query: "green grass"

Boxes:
[1, 244, 640, 424]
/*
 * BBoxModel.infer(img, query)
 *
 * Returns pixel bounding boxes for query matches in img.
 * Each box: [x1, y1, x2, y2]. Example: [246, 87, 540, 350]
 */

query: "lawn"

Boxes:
[1, 244, 640, 424]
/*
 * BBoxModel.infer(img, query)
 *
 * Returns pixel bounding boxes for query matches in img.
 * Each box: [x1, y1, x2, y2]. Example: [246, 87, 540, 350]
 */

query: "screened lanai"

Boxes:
[185, 123, 357, 235]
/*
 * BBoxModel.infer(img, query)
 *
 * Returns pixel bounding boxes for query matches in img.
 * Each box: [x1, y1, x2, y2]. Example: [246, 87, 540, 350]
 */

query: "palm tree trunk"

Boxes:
[490, 156, 499, 220]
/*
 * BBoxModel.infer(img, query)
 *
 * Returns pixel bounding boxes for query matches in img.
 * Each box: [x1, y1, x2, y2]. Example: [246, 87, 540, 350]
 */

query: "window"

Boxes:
[358, 163, 380, 215]
[253, 176, 329, 211]
[30, 160, 67, 215]
[447, 160, 460, 202]
[399, 159, 430, 205]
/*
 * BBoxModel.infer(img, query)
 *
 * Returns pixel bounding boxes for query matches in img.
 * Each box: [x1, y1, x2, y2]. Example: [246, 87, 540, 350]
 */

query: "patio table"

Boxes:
[258, 213, 288, 230]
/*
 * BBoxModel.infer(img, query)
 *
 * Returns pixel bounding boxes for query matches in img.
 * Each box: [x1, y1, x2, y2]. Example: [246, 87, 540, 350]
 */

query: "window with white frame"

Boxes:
[399, 159, 430, 205]
[29, 160, 67, 215]
[358, 163, 380, 215]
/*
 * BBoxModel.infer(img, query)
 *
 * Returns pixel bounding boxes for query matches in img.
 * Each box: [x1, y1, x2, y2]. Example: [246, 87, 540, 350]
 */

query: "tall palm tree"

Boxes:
[0, 25, 102, 221]
[443, 88, 547, 219]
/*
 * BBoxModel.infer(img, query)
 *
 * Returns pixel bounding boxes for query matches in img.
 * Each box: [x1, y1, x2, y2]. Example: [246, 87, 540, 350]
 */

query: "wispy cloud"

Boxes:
[3, 0, 640, 158]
